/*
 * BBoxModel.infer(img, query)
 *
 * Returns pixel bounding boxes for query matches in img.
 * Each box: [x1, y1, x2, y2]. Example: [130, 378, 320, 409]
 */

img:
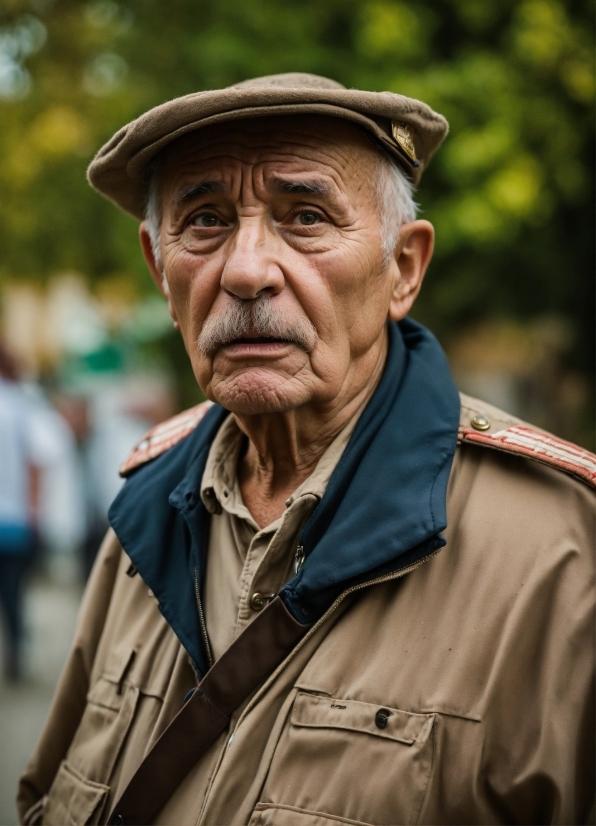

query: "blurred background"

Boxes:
[0, 0, 593, 821]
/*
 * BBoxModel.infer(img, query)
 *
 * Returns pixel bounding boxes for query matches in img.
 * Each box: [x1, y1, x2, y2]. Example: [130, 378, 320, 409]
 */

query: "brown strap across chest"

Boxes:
[107, 597, 310, 826]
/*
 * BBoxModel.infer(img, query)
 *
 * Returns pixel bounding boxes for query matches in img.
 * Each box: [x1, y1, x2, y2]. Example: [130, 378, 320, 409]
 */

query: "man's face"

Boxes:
[142, 116, 425, 416]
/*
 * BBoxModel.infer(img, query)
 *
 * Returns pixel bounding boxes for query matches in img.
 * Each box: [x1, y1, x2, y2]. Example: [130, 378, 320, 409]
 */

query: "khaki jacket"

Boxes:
[18, 395, 595, 826]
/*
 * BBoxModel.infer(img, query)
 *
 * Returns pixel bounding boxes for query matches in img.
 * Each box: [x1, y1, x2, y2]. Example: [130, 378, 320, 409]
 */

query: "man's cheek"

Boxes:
[162, 266, 189, 305]
[167, 271, 207, 329]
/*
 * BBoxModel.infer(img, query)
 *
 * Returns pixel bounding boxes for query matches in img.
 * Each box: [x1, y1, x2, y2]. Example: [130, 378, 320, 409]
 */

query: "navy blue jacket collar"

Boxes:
[108, 319, 460, 676]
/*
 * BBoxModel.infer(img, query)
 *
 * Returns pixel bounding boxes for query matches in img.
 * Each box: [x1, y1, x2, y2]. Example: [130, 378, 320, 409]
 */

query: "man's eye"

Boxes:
[294, 211, 322, 226]
[191, 213, 223, 228]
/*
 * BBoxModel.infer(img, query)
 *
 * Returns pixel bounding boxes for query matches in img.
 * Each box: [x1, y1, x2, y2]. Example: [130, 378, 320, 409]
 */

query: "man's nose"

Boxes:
[220, 217, 285, 300]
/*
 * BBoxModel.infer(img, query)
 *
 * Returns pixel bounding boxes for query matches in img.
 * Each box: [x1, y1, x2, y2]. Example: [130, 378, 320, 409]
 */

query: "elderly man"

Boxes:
[18, 74, 594, 826]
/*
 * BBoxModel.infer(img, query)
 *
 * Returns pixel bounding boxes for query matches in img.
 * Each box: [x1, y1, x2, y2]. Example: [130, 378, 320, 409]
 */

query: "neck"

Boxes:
[236, 335, 388, 528]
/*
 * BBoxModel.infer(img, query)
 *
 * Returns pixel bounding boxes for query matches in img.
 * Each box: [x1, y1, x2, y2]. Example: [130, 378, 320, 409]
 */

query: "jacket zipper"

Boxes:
[294, 545, 305, 574]
[194, 568, 214, 669]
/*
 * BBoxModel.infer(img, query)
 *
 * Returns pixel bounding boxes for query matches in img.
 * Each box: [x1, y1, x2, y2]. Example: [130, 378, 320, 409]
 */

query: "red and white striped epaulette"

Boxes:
[119, 401, 214, 477]
[458, 421, 596, 489]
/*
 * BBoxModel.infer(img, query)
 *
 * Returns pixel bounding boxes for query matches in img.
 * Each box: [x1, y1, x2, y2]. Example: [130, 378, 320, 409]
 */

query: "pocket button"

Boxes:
[375, 708, 392, 729]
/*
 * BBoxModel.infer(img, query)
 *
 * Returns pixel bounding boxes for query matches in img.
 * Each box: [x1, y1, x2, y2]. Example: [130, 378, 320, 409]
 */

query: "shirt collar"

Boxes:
[200, 408, 362, 531]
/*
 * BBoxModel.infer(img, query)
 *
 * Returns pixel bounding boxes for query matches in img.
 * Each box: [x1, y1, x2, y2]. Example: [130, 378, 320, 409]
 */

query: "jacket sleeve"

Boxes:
[480, 487, 595, 826]
[16, 530, 124, 824]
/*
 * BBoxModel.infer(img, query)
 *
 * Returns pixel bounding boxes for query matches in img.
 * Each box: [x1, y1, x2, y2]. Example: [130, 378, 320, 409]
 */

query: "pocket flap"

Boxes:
[100, 646, 136, 691]
[249, 803, 374, 825]
[43, 761, 109, 826]
[291, 692, 433, 745]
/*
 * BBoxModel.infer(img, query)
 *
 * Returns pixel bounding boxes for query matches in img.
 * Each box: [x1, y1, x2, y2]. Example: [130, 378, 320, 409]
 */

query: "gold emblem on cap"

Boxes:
[391, 121, 417, 162]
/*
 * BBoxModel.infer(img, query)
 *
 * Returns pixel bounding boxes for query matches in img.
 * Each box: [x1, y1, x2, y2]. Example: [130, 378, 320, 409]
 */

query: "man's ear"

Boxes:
[139, 221, 179, 329]
[388, 220, 434, 322]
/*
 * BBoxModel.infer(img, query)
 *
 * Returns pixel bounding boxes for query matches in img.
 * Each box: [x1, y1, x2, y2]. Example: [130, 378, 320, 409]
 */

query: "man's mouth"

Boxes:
[196, 298, 318, 357]
[225, 336, 292, 346]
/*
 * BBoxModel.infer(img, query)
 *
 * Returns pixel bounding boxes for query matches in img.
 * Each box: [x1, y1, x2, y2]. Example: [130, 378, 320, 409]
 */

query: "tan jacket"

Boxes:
[18, 396, 595, 826]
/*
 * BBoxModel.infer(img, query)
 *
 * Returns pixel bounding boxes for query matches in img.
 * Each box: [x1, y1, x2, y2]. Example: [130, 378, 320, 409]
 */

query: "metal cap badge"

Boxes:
[391, 121, 419, 165]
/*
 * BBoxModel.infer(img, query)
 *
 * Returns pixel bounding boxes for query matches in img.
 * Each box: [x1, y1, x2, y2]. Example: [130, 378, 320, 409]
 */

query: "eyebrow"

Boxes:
[172, 181, 227, 206]
[269, 178, 331, 196]
[171, 177, 332, 209]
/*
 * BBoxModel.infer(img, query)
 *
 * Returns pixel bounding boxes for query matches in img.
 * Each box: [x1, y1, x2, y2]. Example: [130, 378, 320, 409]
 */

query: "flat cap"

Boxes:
[87, 72, 448, 220]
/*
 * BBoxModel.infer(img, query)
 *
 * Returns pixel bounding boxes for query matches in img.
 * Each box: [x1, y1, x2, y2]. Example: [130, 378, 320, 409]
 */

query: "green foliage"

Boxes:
[0, 0, 593, 402]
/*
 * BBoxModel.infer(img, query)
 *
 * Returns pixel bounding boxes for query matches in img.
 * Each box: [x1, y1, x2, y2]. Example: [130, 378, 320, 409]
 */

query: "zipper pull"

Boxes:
[294, 545, 305, 574]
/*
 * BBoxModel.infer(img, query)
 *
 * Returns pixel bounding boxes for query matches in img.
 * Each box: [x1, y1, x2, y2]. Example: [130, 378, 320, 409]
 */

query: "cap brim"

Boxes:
[87, 86, 448, 219]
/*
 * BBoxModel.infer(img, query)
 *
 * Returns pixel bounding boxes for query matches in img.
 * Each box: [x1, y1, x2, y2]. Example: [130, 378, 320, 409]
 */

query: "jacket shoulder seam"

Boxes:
[119, 401, 214, 477]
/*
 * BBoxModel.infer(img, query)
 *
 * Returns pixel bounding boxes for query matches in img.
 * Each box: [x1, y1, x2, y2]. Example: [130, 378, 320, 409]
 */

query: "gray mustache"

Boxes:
[196, 297, 318, 356]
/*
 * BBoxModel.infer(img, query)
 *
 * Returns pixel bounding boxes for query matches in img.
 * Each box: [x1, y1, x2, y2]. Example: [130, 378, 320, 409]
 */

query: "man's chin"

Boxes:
[208, 370, 309, 416]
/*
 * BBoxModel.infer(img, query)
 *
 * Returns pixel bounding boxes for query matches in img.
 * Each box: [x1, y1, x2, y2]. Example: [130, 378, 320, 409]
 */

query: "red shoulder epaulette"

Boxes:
[459, 423, 596, 489]
[119, 401, 214, 477]
[119, 401, 596, 488]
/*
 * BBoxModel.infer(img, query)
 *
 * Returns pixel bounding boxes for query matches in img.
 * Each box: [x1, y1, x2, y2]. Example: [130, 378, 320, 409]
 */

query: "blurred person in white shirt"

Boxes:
[0, 344, 55, 681]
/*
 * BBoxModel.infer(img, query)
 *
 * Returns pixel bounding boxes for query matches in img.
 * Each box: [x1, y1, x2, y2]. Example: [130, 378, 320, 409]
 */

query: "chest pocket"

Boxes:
[43, 648, 139, 826]
[255, 691, 435, 826]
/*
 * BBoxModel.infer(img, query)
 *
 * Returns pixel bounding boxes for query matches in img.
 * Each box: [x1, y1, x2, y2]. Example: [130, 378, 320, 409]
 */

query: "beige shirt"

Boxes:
[201, 412, 360, 661]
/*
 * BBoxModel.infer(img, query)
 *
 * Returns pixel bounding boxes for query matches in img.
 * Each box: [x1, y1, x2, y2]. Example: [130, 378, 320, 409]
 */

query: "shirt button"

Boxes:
[375, 708, 392, 729]
[250, 592, 266, 611]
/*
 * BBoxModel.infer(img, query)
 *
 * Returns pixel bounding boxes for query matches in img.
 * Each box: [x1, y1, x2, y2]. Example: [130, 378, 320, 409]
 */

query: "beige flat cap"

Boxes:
[87, 72, 448, 219]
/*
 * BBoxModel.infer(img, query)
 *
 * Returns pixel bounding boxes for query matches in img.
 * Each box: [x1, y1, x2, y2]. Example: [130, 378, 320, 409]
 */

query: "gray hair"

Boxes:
[144, 149, 417, 271]
[145, 157, 164, 270]
[374, 151, 418, 263]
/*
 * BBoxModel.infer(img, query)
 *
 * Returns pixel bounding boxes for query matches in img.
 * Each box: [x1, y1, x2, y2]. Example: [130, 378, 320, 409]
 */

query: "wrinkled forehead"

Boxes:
[157, 115, 382, 190]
